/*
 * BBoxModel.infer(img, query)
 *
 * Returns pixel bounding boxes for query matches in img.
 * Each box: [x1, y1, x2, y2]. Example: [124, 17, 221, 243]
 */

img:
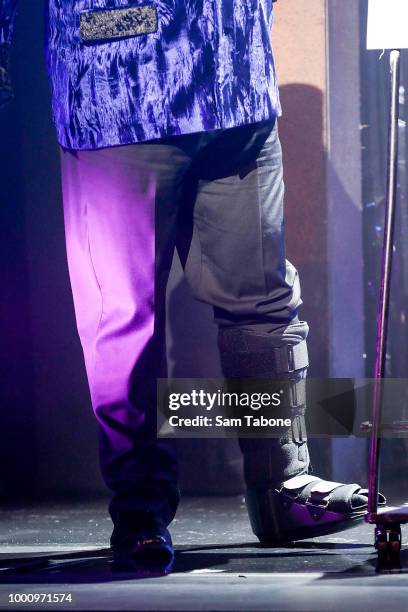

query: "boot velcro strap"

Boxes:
[282, 474, 320, 490]
[281, 476, 366, 515]
[308, 481, 359, 508]
[218, 333, 309, 374]
[287, 378, 306, 409]
[290, 414, 307, 443]
[281, 475, 322, 502]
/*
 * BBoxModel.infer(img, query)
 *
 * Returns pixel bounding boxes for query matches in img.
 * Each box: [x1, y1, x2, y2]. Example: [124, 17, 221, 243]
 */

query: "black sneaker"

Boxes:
[111, 529, 174, 573]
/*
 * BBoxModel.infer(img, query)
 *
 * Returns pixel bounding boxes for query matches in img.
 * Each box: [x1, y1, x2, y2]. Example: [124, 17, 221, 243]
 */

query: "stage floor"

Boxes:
[1, 496, 408, 611]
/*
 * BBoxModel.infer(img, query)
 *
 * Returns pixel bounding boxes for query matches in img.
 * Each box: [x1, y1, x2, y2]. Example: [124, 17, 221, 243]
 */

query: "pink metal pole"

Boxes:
[367, 50, 401, 519]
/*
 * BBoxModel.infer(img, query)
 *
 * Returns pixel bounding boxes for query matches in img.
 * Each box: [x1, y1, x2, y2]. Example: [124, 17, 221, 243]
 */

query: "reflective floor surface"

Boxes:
[1, 496, 408, 611]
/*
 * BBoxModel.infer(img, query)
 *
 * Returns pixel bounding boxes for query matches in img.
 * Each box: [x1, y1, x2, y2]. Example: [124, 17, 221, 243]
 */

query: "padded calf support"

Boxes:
[218, 328, 310, 486]
[218, 329, 312, 539]
[218, 328, 309, 445]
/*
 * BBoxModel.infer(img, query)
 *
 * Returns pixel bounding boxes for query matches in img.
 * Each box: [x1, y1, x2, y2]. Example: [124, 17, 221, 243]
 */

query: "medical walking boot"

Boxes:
[218, 328, 386, 543]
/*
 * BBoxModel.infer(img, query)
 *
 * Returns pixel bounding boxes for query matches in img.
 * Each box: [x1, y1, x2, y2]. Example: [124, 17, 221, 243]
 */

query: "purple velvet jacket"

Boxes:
[0, 1, 281, 150]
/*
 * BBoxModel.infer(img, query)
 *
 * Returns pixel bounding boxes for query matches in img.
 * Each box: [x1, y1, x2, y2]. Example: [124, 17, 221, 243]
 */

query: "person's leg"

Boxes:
[59, 140, 195, 545]
[177, 119, 376, 542]
[178, 119, 307, 344]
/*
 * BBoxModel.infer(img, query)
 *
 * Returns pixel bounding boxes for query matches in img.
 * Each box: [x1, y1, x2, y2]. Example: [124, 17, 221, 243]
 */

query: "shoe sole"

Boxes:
[257, 511, 367, 545]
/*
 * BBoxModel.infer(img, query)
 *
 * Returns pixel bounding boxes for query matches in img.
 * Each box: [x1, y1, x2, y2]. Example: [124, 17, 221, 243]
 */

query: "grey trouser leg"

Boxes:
[177, 119, 310, 497]
[178, 118, 309, 345]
